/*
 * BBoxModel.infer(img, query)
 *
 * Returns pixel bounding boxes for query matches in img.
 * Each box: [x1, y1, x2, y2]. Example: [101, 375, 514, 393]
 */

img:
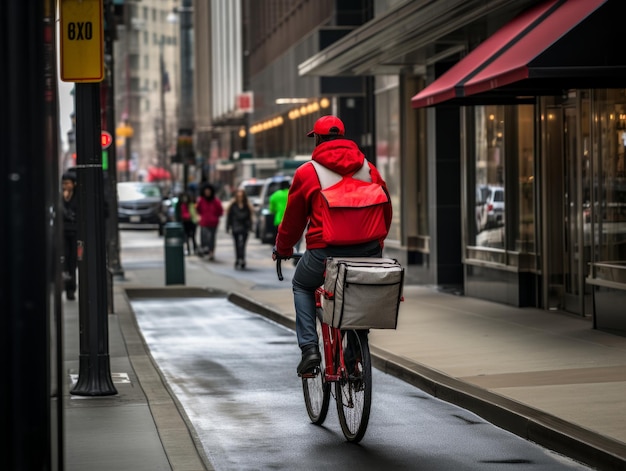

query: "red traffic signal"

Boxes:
[101, 131, 113, 149]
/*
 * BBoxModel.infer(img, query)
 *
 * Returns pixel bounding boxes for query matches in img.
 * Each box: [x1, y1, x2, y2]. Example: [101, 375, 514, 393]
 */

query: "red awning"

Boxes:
[146, 166, 172, 182]
[411, 0, 612, 108]
[411, 0, 559, 108]
[463, 0, 606, 97]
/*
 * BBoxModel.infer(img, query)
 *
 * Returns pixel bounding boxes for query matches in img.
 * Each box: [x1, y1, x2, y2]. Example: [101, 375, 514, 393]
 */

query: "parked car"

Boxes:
[238, 178, 266, 213]
[255, 175, 291, 244]
[476, 185, 504, 231]
[117, 181, 168, 234]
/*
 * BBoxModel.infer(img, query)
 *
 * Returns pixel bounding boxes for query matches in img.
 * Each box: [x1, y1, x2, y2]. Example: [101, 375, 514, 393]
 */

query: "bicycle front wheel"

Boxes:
[335, 329, 372, 443]
[302, 315, 330, 424]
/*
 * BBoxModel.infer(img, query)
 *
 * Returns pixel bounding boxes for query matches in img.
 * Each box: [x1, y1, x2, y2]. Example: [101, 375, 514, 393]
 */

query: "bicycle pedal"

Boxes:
[299, 368, 319, 379]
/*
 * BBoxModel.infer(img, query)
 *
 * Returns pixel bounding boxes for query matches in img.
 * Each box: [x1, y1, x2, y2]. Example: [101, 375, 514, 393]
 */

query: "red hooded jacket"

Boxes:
[275, 138, 392, 255]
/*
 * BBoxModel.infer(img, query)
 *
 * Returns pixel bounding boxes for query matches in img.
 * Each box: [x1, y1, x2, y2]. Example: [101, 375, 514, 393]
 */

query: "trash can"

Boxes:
[164, 222, 185, 285]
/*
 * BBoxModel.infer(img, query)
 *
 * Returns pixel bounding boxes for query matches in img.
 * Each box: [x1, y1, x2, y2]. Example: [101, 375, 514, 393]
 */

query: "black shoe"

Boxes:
[297, 345, 321, 375]
[66, 292, 76, 300]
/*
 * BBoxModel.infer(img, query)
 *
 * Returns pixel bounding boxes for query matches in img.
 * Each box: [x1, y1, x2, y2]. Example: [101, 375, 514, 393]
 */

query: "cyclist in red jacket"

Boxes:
[273, 115, 392, 375]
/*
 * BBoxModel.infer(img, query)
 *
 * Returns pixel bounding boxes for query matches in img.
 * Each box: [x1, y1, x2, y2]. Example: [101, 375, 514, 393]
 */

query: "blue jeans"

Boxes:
[232, 231, 249, 262]
[200, 226, 217, 254]
[292, 241, 381, 350]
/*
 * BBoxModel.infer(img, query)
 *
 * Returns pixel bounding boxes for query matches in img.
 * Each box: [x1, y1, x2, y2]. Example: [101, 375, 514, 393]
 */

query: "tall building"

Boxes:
[114, 0, 180, 183]
[193, 0, 247, 187]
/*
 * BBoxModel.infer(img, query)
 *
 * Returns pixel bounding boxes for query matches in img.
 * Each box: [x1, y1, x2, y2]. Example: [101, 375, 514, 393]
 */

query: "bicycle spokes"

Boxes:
[335, 330, 372, 443]
[301, 316, 331, 425]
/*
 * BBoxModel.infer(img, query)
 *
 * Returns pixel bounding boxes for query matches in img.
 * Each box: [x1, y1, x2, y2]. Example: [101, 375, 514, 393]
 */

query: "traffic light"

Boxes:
[176, 129, 194, 166]
[101, 130, 113, 149]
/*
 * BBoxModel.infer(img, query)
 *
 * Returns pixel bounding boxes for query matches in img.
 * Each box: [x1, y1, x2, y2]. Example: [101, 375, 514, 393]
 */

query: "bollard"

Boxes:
[164, 222, 185, 285]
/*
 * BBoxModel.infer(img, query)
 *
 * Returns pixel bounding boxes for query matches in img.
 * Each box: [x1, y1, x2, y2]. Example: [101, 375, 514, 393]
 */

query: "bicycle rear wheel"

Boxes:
[335, 329, 371, 443]
[302, 315, 330, 424]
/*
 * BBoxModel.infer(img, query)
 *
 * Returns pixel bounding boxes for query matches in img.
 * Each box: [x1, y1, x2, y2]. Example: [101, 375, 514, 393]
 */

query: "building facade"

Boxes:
[114, 0, 180, 183]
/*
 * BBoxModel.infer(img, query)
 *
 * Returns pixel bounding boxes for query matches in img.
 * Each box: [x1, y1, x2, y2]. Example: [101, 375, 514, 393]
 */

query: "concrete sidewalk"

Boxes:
[64, 235, 626, 471]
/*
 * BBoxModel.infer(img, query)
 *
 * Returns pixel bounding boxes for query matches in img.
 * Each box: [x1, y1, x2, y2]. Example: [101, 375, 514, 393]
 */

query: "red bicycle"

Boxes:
[276, 256, 372, 443]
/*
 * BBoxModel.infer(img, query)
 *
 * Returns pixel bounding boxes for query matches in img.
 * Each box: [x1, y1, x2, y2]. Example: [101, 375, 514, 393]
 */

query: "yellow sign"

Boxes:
[116, 124, 134, 138]
[60, 0, 104, 82]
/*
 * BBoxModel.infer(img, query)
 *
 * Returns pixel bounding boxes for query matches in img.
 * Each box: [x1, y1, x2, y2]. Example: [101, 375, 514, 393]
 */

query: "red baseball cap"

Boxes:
[306, 115, 345, 137]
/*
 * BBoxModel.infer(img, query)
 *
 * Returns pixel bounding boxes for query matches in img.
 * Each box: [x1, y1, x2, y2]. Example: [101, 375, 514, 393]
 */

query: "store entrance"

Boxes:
[543, 96, 593, 316]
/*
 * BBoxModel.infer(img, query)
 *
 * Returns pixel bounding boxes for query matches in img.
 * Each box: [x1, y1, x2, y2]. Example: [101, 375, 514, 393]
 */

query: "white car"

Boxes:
[476, 185, 504, 231]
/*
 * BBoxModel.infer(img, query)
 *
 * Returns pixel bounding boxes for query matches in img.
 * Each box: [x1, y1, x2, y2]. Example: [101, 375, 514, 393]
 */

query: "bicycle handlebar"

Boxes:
[275, 253, 304, 281]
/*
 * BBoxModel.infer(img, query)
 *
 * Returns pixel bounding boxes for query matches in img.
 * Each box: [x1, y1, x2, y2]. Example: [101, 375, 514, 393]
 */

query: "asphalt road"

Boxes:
[128, 285, 592, 470]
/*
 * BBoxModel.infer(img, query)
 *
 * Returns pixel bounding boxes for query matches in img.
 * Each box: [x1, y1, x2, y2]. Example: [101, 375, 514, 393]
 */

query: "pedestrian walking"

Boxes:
[177, 192, 198, 255]
[195, 183, 223, 260]
[226, 188, 253, 269]
[61, 170, 79, 300]
[269, 179, 290, 239]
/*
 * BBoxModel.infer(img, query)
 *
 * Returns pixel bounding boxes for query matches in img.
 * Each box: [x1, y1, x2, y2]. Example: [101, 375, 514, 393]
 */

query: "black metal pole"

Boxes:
[179, 0, 193, 189]
[104, 0, 124, 285]
[71, 82, 117, 396]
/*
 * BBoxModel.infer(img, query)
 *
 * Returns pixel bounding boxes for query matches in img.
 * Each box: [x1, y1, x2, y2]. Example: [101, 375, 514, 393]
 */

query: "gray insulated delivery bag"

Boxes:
[321, 257, 404, 329]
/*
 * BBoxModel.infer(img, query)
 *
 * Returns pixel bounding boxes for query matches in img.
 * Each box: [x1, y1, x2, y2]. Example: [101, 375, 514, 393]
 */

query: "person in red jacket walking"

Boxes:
[272, 115, 392, 375]
[196, 183, 223, 260]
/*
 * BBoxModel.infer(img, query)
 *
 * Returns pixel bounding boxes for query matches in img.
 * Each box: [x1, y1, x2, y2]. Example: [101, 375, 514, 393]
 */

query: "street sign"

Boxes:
[101, 130, 113, 149]
[60, 0, 104, 82]
[236, 92, 254, 113]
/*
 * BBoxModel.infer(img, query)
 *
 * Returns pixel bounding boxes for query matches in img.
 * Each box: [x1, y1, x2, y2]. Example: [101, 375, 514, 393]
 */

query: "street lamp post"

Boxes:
[71, 82, 117, 397]
[159, 39, 168, 175]
[177, 0, 194, 190]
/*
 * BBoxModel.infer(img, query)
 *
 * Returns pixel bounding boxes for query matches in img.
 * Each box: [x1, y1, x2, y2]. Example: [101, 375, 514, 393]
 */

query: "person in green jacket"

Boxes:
[269, 180, 290, 237]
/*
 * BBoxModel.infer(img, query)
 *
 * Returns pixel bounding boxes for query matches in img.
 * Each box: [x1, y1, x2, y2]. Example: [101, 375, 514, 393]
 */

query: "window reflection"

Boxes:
[472, 105, 536, 254]
[375, 76, 401, 242]
[594, 89, 626, 263]
[515, 106, 535, 253]
[474, 106, 505, 248]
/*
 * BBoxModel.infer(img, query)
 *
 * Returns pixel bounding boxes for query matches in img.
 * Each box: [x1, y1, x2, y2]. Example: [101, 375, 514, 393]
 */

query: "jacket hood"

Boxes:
[311, 138, 364, 175]
[200, 182, 215, 199]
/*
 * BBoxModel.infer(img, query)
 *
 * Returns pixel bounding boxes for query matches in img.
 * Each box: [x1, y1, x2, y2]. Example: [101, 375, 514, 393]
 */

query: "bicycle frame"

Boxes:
[314, 287, 347, 383]
[276, 256, 347, 382]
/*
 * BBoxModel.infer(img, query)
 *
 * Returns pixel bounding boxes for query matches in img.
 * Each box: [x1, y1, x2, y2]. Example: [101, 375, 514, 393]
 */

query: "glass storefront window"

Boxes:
[474, 105, 505, 249]
[470, 104, 536, 256]
[515, 106, 535, 253]
[375, 76, 401, 242]
[593, 89, 626, 263]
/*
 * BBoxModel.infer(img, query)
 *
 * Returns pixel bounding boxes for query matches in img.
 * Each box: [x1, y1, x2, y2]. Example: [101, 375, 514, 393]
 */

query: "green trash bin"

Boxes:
[164, 222, 185, 285]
